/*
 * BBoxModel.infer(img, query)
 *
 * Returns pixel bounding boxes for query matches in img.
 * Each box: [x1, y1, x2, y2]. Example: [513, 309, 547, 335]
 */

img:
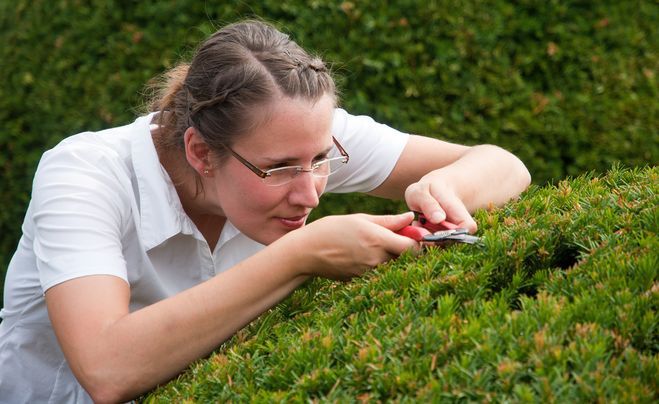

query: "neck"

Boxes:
[189, 213, 226, 251]
[152, 126, 226, 249]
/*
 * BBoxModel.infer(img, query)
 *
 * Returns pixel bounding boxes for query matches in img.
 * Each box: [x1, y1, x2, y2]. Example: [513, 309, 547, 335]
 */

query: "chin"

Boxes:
[245, 229, 282, 246]
[258, 226, 304, 246]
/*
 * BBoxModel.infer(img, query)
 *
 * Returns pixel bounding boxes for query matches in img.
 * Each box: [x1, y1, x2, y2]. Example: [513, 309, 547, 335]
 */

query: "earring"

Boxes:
[203, 169, 209, 175]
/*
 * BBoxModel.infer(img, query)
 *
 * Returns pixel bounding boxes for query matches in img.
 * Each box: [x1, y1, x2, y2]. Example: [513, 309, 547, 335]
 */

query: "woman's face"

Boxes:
[209, 94, 336, 245]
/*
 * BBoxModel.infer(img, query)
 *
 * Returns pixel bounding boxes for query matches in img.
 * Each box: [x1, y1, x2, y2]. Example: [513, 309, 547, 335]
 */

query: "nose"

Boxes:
[287, 171, 322, 208]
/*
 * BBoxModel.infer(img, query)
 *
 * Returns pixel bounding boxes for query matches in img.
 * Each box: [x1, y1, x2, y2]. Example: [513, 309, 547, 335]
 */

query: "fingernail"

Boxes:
[431, 211, 445, 223]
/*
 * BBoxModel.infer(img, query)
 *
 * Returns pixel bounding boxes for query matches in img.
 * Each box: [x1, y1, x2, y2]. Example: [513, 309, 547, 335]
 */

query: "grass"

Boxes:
[144, 164, 658, 402]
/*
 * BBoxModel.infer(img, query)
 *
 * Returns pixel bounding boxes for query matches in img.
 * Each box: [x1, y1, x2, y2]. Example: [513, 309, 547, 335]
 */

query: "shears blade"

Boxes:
[396, 212, 482, 246]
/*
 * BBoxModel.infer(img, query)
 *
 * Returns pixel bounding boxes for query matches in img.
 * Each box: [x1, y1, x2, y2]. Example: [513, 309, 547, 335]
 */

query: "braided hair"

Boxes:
[148, 20, 336, 158]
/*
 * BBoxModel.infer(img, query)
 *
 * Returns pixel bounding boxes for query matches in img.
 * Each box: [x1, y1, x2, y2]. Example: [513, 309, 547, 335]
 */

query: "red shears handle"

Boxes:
[395, 225, 431, 241]
[395, 213, 460, 242]
[418, 216, 459, 231]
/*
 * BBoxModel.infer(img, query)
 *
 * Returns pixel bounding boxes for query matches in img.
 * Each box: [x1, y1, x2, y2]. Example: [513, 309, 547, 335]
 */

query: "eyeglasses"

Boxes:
[223, 136, 350, 186]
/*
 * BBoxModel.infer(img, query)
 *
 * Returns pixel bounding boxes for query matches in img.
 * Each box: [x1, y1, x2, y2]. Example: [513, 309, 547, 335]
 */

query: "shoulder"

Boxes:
[34, 116, 153, 191]
[330, 108, 409, 153]
[325, 109, 410, 193]
[331, 108, 374, 135]
[31, 123, 142, 221]
[41, 123, 135, 171]
[332, 108, 409, 143]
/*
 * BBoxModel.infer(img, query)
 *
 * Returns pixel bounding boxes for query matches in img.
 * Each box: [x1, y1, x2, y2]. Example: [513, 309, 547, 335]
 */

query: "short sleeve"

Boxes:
[325, 108, 409, 193]
[30, 141, 131, 292]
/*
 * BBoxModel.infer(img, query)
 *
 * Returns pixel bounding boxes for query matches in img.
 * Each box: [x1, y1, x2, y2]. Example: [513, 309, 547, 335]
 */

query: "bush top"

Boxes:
[147, 165, 658, 402]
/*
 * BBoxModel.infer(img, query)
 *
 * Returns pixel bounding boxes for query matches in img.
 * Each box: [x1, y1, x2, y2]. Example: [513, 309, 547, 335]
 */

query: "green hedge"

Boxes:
[146, 165, 658, 402]
[1, 2, 657, 305]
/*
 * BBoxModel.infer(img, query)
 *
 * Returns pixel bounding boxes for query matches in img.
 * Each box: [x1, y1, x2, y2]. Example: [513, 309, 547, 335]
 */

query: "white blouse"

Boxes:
[0, 108, 408, 403]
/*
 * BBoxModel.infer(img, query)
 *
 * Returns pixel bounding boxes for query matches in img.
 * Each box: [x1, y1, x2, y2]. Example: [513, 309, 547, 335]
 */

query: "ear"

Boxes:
[183, 127, 213, 176]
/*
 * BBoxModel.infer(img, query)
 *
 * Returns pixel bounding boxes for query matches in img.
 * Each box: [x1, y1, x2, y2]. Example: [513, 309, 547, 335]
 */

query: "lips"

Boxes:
[277, 214, 309, 229]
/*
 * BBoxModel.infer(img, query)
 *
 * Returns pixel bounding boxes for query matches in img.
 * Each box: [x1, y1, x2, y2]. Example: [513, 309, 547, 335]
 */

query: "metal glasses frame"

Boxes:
[223, 136, 350, 183]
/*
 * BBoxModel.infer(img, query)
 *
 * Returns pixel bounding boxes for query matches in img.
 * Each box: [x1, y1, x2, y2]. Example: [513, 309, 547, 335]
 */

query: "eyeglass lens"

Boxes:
[265, 156, 347, 185]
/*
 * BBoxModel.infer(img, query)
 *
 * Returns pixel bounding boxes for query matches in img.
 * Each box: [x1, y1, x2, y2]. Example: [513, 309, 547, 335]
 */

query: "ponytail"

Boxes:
[144, 63, 190, 145]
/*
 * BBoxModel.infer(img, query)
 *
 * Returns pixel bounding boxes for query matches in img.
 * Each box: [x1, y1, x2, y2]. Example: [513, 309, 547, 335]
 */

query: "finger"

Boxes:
[440, 194, 478, 233]
[405, 184, 446, 224]
[457, 217, 478, 233]
[384, 235, 420, 257]
[356, 213, 422, 259]
[368, 214, 427, 254]
[363, 212, 415, 231]
[379, 225, 423, 256]
[355, 215, 420, 256]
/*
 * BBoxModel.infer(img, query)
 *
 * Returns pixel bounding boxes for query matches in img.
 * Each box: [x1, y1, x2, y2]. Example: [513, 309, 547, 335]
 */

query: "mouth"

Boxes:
[276, 214, 309, 229]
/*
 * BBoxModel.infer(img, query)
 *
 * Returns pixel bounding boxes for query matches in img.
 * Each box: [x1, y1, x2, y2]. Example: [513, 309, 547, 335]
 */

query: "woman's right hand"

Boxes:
[285, 212, 420, 280]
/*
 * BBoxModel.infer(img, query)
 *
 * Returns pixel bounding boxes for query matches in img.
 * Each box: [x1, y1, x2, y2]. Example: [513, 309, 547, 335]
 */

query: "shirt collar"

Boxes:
[216, 218, 241, 248]
[131, 114, 196, 250]
[130, 114, 244, 252]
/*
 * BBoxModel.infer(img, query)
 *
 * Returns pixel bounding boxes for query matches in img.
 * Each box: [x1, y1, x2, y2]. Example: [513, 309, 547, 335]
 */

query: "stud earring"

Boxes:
[203, 169, 209, 175]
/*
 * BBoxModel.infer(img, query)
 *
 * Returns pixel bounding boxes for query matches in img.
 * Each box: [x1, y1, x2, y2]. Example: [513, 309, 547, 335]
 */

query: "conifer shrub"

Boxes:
[145, 165, 657, 402]
[1, 2, 656, 318]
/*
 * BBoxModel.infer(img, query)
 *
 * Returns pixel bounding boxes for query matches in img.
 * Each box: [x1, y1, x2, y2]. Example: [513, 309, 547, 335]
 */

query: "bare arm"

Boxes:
[369, 135, 531, 231]
[46, 213, 416, 403]
[47, 239, 307, 402]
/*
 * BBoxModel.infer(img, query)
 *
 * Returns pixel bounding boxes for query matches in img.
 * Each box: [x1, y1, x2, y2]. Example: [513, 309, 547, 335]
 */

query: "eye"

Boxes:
[313, 153, 330, 163]
[266, 162, 291, 170]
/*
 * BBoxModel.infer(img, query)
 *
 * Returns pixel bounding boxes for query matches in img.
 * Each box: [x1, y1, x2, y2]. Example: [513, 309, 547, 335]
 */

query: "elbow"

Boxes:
[480, 144, 532, 196]
[75, 363, 142, 404]
[510, 156, 531, 197]
[86, 388, 126, 404]
[83, 384, 124, 404]
[85, 382, 140, 404]
[489, 144, 532, 199]
[516, 159, 532, 192]
[518, 158, 532, 190]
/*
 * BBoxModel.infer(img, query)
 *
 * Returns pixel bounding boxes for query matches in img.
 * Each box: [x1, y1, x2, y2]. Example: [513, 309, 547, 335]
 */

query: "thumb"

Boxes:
[365, 212, 415, 231]
[405, 184, 446, 224]
[365, 212, 422, 256]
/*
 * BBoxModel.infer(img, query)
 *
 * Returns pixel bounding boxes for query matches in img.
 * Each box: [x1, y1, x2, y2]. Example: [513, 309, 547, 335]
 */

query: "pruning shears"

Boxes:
[395, 212, 481, 246]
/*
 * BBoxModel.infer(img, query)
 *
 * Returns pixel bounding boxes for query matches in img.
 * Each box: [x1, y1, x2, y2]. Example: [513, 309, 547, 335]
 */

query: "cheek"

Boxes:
[219, 168, 289, 215]
[246, 186, 285, 211]
[224, 176, 283, 212]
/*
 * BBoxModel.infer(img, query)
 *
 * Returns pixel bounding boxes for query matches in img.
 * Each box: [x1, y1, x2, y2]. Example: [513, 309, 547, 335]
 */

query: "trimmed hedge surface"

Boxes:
[146, 165, 658, 402]
[1, 1, 656, 331]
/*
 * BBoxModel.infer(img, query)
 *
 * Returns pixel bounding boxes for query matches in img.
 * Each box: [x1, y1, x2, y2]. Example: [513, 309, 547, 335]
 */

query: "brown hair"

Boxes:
[148, 20, 336, 158]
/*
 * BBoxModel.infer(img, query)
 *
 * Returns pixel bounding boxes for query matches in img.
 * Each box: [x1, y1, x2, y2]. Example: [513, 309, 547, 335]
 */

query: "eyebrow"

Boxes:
[262, 144, 334, 164]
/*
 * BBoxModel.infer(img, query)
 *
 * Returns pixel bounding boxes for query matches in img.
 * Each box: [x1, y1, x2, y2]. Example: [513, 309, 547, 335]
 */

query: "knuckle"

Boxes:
[405, 182, 425, 197]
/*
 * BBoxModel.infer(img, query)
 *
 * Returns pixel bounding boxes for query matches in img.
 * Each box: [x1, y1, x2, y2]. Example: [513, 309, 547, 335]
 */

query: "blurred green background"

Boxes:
[1, 1, 657, 301]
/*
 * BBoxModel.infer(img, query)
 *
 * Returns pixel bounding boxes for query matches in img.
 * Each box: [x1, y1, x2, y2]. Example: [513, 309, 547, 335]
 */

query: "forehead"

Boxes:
[235, 94, 336, 154]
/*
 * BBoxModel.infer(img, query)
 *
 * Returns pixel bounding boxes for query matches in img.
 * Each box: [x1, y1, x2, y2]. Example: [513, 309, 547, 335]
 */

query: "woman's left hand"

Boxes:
[368, 135, 531, 234]
[404, 172, 478, 233]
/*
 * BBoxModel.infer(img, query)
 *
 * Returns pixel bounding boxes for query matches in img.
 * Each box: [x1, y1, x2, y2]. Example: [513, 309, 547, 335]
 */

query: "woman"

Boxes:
[0, 20, 530, 403]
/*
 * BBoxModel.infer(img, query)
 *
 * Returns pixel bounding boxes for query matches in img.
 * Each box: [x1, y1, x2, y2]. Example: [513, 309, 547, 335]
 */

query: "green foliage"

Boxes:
[146, 165, 658, 402]
[1, 2, 656, 313]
